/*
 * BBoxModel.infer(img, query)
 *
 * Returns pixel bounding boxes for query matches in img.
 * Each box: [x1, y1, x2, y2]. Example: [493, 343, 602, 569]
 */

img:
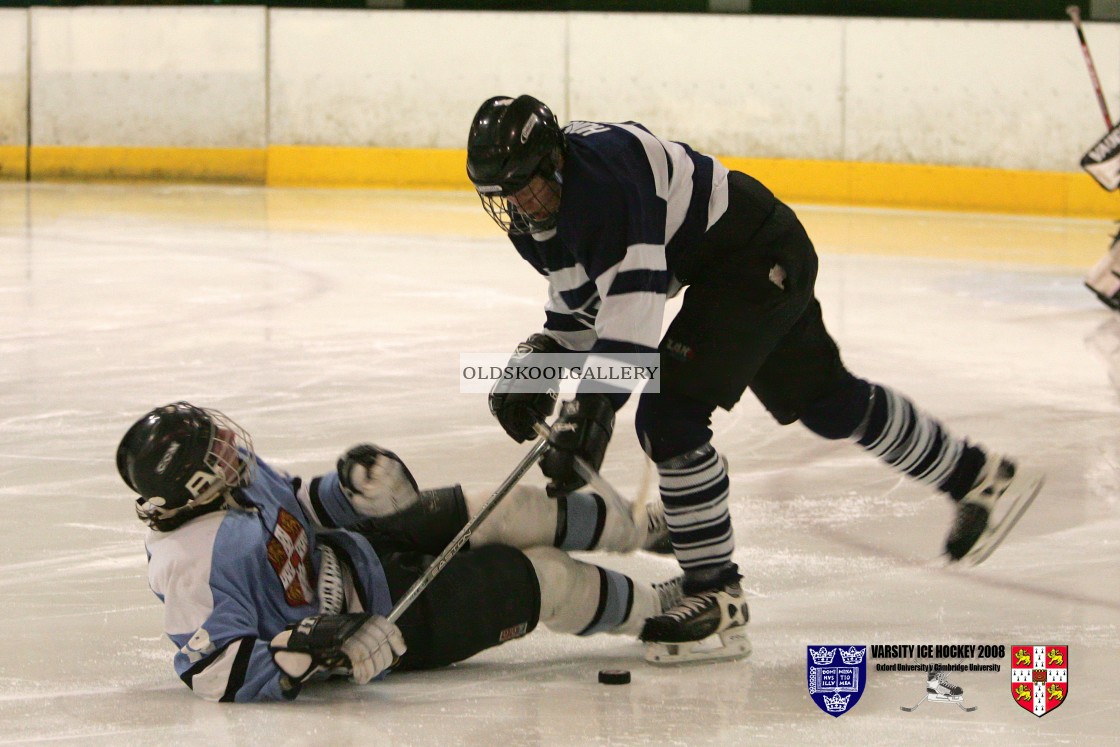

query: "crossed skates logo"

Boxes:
[1011, 645, 1068, 717]
[807, 645, 867, 717]
[899, 670, 977, 713]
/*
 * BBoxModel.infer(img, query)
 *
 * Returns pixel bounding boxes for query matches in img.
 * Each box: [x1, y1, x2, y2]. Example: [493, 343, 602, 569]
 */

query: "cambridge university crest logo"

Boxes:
[1010, 645, 1068, 717]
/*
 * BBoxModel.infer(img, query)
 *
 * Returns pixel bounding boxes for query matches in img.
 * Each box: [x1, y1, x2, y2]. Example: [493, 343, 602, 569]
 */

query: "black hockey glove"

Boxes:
[269, 613, 406, 698]
[540, 394, 615, 497]
[489, 333, 566, 443]
[337, 443, 420, 518]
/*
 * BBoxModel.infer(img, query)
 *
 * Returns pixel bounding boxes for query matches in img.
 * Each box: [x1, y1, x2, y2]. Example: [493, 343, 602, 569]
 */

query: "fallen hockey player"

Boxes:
[116, 401, 677, 702]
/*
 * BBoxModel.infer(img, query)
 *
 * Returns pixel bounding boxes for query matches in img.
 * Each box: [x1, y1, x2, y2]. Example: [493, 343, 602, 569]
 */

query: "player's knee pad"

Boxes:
[469, 484, 558, 550]
[522, 547, 602, 634]
[634, 391, 716, 463]
[798, 373, 873, 440]
[522, 546, 642, 636]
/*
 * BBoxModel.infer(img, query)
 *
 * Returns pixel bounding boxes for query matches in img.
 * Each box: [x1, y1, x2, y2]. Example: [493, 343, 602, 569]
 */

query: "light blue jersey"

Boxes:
[145, 458, 392, 702]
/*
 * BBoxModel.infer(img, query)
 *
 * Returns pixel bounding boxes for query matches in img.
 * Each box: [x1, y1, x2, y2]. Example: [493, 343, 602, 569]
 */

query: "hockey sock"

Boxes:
[523, 547, 649, 636]
[554, 491, 608, 550]
[470, 485, 646, 552]
[657, 443, 737, 586]
[855, 384, 986, 501]
[554, 490, 648, 552]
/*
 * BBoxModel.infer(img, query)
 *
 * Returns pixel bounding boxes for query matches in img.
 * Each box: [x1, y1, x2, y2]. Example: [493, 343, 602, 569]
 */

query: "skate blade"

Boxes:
[962, 469, 1044, 567]
[644, 626, 751, 666]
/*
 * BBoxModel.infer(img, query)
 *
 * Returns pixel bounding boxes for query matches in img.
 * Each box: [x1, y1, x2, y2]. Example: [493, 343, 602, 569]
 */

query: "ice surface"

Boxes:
[0, 183, 1116, 745]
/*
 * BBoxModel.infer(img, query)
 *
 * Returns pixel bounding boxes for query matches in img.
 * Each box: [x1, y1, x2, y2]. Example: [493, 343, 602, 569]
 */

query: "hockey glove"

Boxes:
[540, 394, 615, 497]
[270, 613, 406, 695]
[338, 443, 420, 518]
[489, 334, 565, 443]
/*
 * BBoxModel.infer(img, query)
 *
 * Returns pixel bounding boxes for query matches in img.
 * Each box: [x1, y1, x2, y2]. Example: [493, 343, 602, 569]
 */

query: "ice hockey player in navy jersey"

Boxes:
[117, 402, 679, 702]
[465, 94, 1045, 664]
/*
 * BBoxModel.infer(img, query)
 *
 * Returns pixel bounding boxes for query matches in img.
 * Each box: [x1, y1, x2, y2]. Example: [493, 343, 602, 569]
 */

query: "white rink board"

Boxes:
[844, 18, 1120, 170]
[0, 9, 27, 147]
[29, 6, 266, 147]
[568, 13, 845, 161]
[268, 10, 569, 147]
[13, 7, 1120, 169]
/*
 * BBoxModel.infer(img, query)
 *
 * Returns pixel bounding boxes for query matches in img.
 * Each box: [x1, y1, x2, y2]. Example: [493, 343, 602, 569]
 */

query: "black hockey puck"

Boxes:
[598, 669, 631, 685]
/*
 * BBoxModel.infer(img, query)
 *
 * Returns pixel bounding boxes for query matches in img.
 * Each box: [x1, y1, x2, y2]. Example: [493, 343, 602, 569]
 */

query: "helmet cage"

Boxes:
[475, 148, 562, 236]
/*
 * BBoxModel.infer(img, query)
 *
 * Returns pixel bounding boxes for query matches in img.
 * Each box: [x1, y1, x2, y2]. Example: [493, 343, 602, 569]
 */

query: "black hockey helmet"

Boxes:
[116, 402, 255, 531]
[466, 94, 564, 235]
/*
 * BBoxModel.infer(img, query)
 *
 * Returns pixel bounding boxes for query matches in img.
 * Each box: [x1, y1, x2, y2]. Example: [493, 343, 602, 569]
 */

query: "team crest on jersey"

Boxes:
[266, 508, 314, 607]
[1011, 645, 1068, 717]
[807, 645, 867, 717]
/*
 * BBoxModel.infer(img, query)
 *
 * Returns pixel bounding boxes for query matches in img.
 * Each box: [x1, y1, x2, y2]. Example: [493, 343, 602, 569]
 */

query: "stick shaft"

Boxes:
[386, 436, 549, 624]
[1068, 5, 1113, 128]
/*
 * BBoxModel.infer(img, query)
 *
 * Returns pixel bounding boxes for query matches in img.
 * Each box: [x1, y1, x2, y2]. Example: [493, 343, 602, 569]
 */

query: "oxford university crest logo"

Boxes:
[807, 645, 867, 717]
[1011, 645, 1068, 717]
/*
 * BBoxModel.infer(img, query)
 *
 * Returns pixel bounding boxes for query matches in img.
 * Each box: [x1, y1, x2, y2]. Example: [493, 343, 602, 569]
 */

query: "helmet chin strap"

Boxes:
[137, 471, 250, 531]
[137, 491, 230, 532]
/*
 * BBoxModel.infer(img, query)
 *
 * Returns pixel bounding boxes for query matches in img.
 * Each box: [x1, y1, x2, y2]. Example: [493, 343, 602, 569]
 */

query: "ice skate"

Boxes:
[901, 671, 977, 712]
[639, 581, 751, 665]
[944, 454, 1043, 566]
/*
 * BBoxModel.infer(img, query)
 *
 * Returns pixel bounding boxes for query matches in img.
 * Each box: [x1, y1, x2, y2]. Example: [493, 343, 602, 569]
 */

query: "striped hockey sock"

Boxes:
[657, 443, 736, 585]
[554, 491, 610, 551]
[856, 384, 985, 500]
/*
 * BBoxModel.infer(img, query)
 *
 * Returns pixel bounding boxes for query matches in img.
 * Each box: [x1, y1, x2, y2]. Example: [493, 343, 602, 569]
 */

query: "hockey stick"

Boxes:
[385, 434, 550, 624]
[1067, 5, 1114, 129]
[899, 695, 927, 712]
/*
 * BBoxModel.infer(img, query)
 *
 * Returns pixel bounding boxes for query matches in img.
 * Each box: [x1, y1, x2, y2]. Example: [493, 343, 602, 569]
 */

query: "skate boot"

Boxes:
[944, 454, 1044, 566]
[640, 581, 751, 665]
[927, 671, 964, 701]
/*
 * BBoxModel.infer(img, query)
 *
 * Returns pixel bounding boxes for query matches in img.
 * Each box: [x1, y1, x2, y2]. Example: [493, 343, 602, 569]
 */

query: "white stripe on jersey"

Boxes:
[548, 263, 592, 294]
[546, 281, 599, 319]
[616, 123, 695, 245]
[546, 328, 598, 351]
[594, 288, 665, 350]
[591, 242, 669, 349]
[707, 165, 730, 229]
[189, 637, 251, 701]
[617, 242, 668, 273]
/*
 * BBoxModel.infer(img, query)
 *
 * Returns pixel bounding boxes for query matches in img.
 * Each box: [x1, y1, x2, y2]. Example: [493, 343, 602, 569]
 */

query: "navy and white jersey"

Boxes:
[510, 120, 730, 402]
[145, 458, 392, 702]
